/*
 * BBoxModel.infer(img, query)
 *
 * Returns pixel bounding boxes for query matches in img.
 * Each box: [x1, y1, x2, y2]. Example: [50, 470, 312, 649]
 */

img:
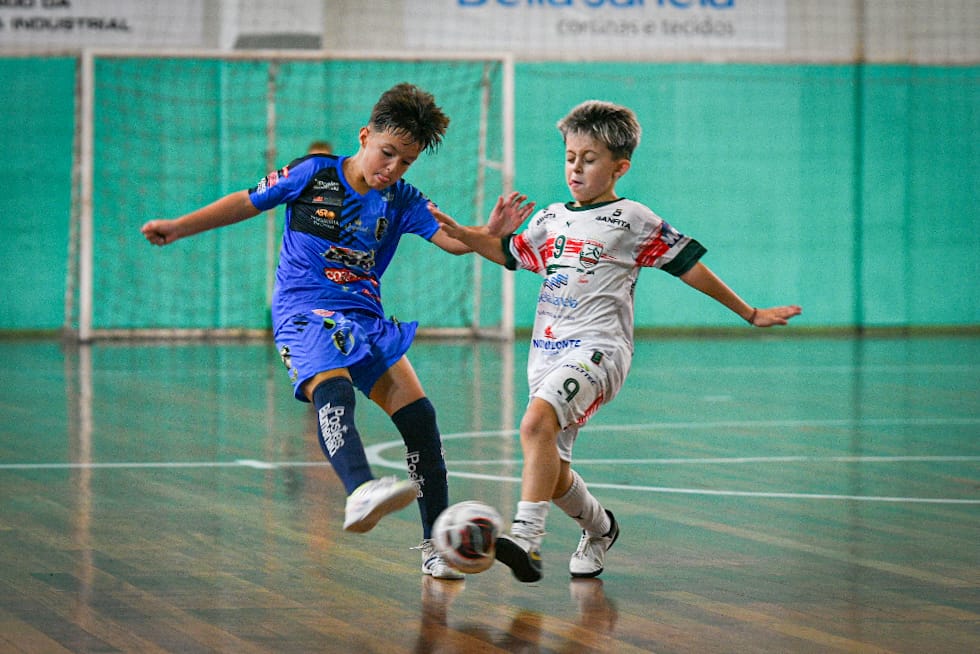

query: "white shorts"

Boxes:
[528, 345, 628, 462]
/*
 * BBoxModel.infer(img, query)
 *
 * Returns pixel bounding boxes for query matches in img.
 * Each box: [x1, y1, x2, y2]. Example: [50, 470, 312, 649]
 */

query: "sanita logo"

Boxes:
[595, 214, 630, 230]
[458, 0, 734, 8]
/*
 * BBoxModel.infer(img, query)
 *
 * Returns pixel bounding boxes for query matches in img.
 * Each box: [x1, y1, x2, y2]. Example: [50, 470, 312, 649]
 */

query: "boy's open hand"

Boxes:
[750, 305, 803, 327]
[429, 192, 534, 241]
[487, 192, 535, 237]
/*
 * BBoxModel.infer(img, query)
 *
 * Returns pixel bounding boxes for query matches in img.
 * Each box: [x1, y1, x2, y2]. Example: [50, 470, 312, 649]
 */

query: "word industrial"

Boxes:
[0, 15, 129, 30]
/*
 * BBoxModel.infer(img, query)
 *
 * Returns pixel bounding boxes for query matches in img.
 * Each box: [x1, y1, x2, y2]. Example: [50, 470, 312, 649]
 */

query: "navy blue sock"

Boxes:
[312, 377, 372, 495]
[391, 397, 449, 539]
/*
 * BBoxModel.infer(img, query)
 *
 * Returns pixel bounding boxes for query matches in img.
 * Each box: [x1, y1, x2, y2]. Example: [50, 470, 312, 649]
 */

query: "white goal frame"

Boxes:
[70, 48, 515, 342]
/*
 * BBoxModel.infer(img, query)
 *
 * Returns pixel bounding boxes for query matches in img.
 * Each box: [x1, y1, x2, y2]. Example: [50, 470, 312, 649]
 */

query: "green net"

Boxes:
[89, 55, 506, 335]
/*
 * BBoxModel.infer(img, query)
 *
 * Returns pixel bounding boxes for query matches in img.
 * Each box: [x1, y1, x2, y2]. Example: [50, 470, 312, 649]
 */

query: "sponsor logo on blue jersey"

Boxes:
[323, 246, 375, 272]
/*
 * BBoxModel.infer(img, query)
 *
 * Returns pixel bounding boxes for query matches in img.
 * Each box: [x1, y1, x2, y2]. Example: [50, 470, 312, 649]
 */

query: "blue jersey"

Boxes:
[248, 154, 440, 328]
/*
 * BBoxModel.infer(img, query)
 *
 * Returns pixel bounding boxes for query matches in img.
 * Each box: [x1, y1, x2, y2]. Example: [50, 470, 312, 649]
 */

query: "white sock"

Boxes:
[512, 500, 549, 546]
[553, 470, 610, 537]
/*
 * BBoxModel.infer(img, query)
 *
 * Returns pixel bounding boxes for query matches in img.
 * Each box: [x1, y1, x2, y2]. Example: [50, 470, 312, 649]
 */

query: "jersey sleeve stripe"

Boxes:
[512, 232, 545, 274]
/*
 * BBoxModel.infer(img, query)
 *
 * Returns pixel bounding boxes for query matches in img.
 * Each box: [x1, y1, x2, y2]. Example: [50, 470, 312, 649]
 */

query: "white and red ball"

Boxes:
[432, 500, 503, 574]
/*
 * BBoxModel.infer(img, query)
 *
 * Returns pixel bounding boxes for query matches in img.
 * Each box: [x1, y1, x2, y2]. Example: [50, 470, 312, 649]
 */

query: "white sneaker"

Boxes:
[569, 510, 619, 578]
[418, 539, 464, 580]
[343, 476, 417, 533]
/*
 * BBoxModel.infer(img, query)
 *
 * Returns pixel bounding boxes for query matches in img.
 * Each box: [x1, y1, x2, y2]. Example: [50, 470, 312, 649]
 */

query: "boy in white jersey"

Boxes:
[431, 100, 802, 582]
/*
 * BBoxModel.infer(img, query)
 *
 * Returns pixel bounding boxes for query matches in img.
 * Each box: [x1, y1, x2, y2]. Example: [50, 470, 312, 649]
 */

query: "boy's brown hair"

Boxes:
[369, 83, 450, 153]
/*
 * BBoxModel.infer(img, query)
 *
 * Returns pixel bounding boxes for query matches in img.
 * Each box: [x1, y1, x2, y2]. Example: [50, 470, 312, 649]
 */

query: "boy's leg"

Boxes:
[497, 353, 612, 582]
[391, 397, 464, 580]
[365, 355, 451, 533]
[494, 398, 560, 583]
[278, 311, 417, 534]
[553, 468, 610, 534]
[311, 376, 416, 533]
[368, 349, 463, 579]
[311, 376, 371, 494]
[391, 397, 449, 537]
[554, 469, 619, 578]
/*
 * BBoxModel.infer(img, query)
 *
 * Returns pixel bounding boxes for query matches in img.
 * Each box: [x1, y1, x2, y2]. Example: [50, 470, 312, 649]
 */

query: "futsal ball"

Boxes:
[432, 500, 503, 574]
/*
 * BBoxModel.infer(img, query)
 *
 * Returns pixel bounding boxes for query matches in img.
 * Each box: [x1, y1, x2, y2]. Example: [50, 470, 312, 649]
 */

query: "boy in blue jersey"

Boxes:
[141, 83, 533, 579]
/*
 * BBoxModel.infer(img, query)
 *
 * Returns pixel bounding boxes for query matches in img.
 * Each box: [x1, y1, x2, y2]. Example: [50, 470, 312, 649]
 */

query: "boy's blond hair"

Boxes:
[557, 100, 641, 161]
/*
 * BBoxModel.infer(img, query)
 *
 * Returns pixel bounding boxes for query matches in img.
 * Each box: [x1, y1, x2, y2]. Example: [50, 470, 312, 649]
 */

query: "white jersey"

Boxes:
[507, 198, 706, 406]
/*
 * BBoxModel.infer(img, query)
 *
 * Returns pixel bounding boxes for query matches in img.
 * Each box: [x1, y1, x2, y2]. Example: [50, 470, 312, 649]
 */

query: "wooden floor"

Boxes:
[1, 334, 977, 653]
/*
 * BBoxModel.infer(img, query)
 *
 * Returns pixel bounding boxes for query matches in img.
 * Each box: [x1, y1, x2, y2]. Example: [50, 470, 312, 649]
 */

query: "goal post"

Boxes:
[68, 49, 515, 342]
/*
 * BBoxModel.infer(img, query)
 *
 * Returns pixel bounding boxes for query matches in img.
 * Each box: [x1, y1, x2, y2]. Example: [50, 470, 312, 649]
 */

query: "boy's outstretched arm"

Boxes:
[429, 192, 534, 255]
[429, 193, 535, 265]
[679, 262, 802, 327]
[430, 203, 508, 265]
[141, 190, 261, 246]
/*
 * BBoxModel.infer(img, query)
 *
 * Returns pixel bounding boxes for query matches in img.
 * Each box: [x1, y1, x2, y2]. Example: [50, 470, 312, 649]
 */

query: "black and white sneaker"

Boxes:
[495, 529, 543, 583]
[569, 510, 619, 578]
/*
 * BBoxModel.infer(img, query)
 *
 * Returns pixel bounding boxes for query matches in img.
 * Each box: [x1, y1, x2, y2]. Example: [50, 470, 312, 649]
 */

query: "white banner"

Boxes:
[0, 0, 323, 51]
[0, 0, 206, 49]
[406, 0, 787, 56]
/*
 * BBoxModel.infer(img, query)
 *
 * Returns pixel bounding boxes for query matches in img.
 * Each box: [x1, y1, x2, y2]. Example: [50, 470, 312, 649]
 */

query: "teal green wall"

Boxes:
[859, 65, 979, 327]
[0, 58, 76, 330]
[1, 59, 976, 332]
[513, 62, 978, 330]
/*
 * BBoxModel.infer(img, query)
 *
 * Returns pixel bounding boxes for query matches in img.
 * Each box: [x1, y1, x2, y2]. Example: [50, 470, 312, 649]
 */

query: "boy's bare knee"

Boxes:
[520, 399, 560, 446]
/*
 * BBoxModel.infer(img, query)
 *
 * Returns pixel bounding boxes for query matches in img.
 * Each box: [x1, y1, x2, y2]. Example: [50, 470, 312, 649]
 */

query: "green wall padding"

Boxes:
[84, 58, 502, 332]
[0, 58, 75, 330]
[513, 62, 977, 330]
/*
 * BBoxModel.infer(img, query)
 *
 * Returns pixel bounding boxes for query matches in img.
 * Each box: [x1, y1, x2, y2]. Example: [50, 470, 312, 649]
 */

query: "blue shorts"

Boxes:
[274, 309, 418, 401]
